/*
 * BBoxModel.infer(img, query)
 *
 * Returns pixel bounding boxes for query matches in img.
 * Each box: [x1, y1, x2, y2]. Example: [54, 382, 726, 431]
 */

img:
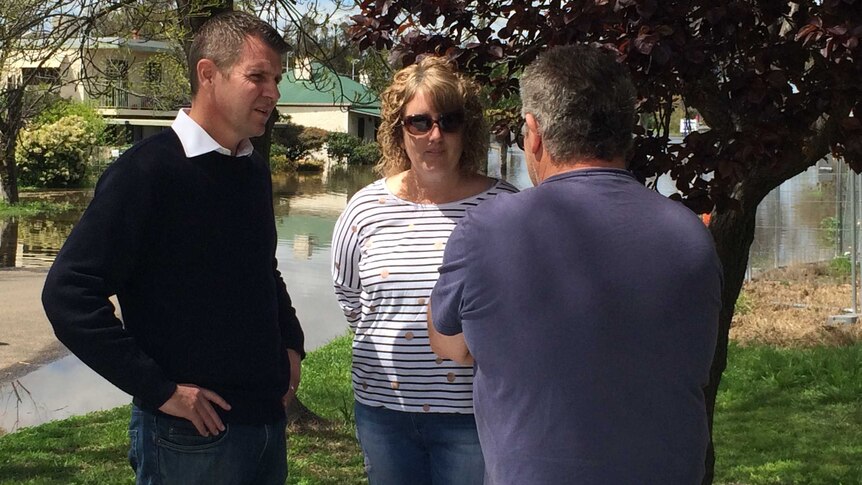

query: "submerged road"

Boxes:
[0, 269, 67, 386]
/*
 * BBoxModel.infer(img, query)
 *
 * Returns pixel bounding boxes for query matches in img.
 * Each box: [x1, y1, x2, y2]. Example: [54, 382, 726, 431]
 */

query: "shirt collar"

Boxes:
[541, 167, 634, 185]
[171, 108, 254, 158]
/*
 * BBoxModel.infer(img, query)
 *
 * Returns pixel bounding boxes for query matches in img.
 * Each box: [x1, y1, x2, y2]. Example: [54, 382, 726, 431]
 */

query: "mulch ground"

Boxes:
[731, 262, 862, 347]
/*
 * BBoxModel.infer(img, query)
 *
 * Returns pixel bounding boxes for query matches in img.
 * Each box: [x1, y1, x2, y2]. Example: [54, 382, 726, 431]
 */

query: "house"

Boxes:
[3, 35, 184, 143]
[276, 61, 380, 142]
[4, 37, 381, 145]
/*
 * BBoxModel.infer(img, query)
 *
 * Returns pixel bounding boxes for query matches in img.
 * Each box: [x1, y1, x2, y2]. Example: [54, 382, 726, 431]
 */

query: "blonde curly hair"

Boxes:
[376, 56, 488, 177]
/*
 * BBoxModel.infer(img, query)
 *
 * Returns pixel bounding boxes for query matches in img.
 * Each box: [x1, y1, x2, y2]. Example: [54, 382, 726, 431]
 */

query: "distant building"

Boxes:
[3, 40, 381, 145]
[277, 60, 380, 142]
[2, 36, 183, 143]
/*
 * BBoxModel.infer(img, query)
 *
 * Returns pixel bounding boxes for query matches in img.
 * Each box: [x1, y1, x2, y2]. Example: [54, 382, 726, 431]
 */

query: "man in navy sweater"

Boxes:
[42, 11, 304, 484]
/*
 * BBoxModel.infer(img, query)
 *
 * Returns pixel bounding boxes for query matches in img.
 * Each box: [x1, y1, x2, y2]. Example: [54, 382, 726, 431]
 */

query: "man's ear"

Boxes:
[525, 113, 542, 154]
[197, 59, 218, 90]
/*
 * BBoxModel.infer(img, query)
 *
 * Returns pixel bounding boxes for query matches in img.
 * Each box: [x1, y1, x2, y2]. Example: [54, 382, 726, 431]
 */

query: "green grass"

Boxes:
[2, 337, 860, 484]
[0, 200, 78, 218]
[285, 334, 365, 484]
[0, 334, 364, 485]
[714, 343, 862, 485]
[735, 289, 753, 316]
[828, 255, 853, 278]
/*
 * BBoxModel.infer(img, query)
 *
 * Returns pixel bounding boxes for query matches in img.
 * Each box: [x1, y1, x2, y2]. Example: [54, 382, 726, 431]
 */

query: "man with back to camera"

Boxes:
[41, 11, 305, 484]
[428, 44, 721, 484]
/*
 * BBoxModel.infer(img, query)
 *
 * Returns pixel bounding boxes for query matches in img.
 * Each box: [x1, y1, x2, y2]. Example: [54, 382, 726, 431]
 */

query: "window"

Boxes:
[143, 60, 162, 84]
[103, 59, 129, 108]
[105, 59, 129, 81]
[20, 67, 60, 87]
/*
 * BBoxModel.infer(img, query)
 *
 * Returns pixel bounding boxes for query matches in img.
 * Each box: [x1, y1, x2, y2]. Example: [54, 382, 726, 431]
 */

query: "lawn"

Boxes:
[1, 336, 859, 484]
[713, 343, 862, 485]
[0, 200, 80, 218]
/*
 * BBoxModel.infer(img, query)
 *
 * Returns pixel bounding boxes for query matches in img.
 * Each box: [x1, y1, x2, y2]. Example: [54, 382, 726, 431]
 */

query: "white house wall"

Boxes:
[278, 106, 380, 142]
[348, 113, 379, 142]
[279, 106, 349, 133]
[2, 44, 171, 110]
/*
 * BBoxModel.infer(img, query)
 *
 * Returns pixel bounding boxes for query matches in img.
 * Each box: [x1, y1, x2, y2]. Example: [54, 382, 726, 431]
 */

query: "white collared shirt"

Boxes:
[171, 108, 254, 158]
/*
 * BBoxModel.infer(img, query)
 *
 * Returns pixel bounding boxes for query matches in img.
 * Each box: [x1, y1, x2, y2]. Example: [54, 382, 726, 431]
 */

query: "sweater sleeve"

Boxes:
[41, 154, 177, 408]
[274, 260, 306, 359]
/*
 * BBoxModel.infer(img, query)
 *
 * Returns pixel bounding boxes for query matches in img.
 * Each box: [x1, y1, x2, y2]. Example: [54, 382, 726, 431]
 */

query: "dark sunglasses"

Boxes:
[401, 112, 465, 135]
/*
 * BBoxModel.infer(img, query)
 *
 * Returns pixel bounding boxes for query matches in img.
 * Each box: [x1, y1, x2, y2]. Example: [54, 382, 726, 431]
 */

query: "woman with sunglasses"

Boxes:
[331, 56, 517, 484]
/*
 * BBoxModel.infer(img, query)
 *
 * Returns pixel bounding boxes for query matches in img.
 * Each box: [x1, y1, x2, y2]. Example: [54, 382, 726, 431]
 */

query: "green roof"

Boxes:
[278, 63, 380, 116]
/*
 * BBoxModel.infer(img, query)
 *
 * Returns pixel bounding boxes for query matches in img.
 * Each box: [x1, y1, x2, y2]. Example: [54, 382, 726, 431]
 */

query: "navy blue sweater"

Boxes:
[42, 130, 305, 424]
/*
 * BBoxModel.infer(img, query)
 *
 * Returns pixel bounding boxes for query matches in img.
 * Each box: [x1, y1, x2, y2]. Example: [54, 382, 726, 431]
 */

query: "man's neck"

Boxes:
[187, 105, 241, 155]
[539, 157, 625, 182]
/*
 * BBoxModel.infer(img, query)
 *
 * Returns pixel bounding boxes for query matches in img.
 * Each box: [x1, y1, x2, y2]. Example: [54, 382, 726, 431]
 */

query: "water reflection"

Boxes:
[0, 356, 129, 433]
[0, 218, 17, 267]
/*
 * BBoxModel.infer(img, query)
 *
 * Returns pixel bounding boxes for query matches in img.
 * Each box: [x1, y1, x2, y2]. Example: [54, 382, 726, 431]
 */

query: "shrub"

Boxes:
[819, 216, 840, 246]
[299, 127, 328, 153]
[325, 132, 380, 166]
[349, 141, 381, 166]
[35, 99, 108, 145]
[273, 121, 330, 165]
[829, 255, 852, 278]
[16, 115, 100, 188]
[297, 158, 325, 172]
[325, 132, 361, 163]
[269, 143, 298, 173]
[735, 290, 752, 316]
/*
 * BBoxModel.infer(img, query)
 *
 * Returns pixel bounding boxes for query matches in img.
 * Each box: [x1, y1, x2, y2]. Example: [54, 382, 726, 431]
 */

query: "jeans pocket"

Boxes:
[155, 415, 230, 452]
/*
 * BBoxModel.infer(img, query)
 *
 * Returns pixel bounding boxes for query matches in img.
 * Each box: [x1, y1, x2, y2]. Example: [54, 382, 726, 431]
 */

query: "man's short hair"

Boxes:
[520, 44, 636, 164]
[188, 10, 289, 97]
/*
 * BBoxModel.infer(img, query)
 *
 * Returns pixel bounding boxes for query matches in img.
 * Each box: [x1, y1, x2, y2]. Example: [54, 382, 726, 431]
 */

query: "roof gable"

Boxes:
[278, 63, 380, 114]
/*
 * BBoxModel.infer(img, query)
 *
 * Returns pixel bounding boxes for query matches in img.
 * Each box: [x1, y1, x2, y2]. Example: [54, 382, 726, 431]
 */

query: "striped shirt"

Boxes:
[332, 178, 518, 413]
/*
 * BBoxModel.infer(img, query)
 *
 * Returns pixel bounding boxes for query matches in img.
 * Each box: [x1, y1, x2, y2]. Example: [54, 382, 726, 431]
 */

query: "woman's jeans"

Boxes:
[128, 405, 287, 485]
[354, 401, 485, 485]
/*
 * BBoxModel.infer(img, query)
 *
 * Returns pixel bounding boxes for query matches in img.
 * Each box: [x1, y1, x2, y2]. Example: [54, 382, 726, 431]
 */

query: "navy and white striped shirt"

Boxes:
[332, 178, 517, 413]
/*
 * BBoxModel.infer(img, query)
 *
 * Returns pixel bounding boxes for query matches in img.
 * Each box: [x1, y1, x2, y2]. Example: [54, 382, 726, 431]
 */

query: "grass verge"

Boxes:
[0, 201, 79, 218]
[1, 337, 859, 484]
[0, 335, 363, 485]
[714, 343, 862, 484]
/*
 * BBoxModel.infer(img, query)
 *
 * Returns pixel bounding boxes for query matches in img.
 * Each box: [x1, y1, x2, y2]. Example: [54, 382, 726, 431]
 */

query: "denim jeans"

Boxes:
[128, 405, 287, 485]
[354, 401, 485, 485]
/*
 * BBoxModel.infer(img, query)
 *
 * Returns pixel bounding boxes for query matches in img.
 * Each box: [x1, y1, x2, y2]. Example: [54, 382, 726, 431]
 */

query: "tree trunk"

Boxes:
[700, 156, 815, 483]
[251, 110, 278, 163]
[701, 203, 758, 484]
[0, 218, 17, 268]
[0, 155, 18, 204]
[1, 86, 24, 204]
[500, 140, 509, 178]
[285, 394, 328, 427]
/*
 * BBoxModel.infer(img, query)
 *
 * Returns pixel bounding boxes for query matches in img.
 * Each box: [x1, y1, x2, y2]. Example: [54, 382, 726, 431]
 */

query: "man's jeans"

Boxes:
[128, 405, 287, 485]
[354, 401, 485, 485]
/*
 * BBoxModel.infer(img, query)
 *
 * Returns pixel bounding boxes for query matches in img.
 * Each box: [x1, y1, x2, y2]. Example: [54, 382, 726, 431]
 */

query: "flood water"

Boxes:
[0, 147, 842, 432]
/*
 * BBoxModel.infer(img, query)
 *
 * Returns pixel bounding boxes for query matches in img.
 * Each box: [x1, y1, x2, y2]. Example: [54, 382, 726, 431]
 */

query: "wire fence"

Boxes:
[747, 156, 842, 279]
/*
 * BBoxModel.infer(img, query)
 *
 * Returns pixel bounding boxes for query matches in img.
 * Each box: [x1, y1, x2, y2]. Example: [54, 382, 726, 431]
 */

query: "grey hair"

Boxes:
[520, 44, 637, 164]
[188, 10, 289, 97]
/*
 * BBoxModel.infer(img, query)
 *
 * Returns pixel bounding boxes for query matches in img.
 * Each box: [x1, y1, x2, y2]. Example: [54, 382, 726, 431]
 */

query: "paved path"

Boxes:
[0, 269, 67, 385]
